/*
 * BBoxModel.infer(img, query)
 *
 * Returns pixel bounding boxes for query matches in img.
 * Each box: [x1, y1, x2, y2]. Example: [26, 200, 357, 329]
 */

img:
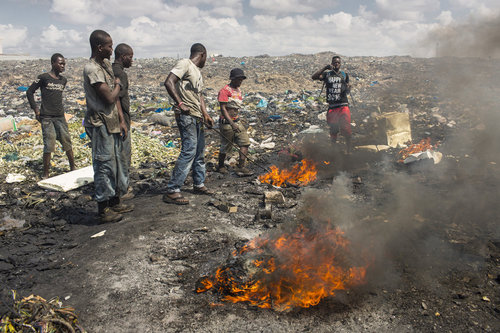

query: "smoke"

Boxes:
[293, 50, 500, 292]
[422, 13, 500, 58]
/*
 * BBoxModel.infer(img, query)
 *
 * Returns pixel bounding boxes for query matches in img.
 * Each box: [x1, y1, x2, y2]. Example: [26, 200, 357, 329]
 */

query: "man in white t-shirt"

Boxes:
[163, 43, 214, 205]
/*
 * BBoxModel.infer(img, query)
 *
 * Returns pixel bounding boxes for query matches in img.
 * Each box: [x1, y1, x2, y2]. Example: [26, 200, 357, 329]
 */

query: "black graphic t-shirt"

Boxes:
[27, 73, 67, 118]
[323, 70, 349, 108]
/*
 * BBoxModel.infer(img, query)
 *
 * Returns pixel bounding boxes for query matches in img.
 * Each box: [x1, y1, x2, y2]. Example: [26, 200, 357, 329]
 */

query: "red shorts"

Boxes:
[326, 106, 351, 139]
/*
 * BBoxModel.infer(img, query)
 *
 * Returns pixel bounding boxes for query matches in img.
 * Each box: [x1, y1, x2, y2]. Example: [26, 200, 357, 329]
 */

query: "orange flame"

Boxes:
[197, 224, 369, 311]
[398, 138, 439, 162]
[258, 159, 318, 188]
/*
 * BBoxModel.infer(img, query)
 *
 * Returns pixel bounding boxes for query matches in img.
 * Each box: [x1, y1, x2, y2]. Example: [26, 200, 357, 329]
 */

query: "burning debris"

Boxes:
[398, 138, 441, 164]
[258, 159, 318, 188]
[196, 220, 370, 312]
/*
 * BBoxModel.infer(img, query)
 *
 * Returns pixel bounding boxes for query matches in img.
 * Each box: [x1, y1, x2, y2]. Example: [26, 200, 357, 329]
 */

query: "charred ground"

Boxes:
[0, 54, 499, 332]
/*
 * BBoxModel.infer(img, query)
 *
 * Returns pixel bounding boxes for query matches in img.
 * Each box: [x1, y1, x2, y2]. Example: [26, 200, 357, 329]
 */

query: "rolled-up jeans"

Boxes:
[86, 125, 128, 202]
[167, 114, 206, 193]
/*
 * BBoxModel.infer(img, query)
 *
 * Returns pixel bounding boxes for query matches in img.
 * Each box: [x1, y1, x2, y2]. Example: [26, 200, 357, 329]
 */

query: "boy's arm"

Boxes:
[116, 98, 128, 139]
[345, 73, 351, 93]
[220, 102, 240, 132]
[164, 73, 190, 114]
[94, 77, 121, 105]
[200, 94, 213, 128]
[312, 65, 332, 80]
[26, 77, 42, 121]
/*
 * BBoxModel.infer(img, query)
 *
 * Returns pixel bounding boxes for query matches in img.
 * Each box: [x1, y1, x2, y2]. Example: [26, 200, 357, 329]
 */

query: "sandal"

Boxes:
[192, 186, 214, 195]
[162, 192, 189, 205]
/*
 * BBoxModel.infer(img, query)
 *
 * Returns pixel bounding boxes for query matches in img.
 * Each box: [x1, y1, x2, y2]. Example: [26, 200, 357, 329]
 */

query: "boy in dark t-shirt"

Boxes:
[27, 53, 75, 178]
[312, 55, 353, 153]
[112, 43, 134, 200]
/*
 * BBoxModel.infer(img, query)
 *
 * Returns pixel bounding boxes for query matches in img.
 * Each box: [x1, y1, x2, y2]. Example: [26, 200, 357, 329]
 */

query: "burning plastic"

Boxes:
[258, 159, 318, 188]
[397, 138, 440, 163]
[197, 222, 370, 312]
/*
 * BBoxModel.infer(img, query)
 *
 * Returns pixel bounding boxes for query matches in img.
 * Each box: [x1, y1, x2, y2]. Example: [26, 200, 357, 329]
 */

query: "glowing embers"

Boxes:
[258, 159, 318, 188]
[197, 224, 369, 312]
[398, 138, 440, 163]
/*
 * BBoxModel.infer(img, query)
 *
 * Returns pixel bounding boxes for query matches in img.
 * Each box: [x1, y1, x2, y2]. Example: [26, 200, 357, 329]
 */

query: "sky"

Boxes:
[1, 0, 500, 58]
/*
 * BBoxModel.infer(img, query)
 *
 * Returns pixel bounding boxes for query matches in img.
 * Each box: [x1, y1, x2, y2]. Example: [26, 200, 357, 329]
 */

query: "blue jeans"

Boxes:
[86, 125, 128, 202]
[167, 114, 206, 192]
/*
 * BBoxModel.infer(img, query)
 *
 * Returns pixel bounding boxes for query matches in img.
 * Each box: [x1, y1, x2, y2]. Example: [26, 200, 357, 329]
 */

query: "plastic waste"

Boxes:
[0, 116, 17, 132]
[79, 132, 87, 139]
[17, 86, 28, 92]
[165, 140, 175, 148]
[3, 152, 19, 161]
[268, 115, 282, 121]
[257, 99, 268, 108]
[6, 173, 26, 183]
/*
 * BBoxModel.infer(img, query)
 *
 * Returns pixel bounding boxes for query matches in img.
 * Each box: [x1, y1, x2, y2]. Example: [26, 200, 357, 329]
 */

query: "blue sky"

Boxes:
[1, 0, 499, 58]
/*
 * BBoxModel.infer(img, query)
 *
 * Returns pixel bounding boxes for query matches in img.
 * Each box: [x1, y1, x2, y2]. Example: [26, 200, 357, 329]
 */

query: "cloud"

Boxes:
[40, 24, 83, 49]
[209, 1, 244, 17]
[375, 0, 439, 21]
[0, 24, 28, 50]
[249, 0, 334, 15]
[448, 0, 500, 10]
[50, 0, 105, 25]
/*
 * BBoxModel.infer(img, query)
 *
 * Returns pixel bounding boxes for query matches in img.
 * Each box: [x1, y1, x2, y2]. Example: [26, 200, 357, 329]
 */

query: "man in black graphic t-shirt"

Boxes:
[27, 53, 75, 178]
[312, 55, 353, 153]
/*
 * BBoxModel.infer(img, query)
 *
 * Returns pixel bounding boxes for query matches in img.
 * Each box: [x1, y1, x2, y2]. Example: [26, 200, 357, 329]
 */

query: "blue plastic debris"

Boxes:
[79, 132, 87, 139]
[155, 107, 167, 113]
[240, 61, 245, 65]
[3, 152, 18, 161]
[369, 81, 379, 86]
[257, 99, 268, 108]
[165, 140, 175, 148]
[268, 115, 282, 121]
[17, 86, 28, 92]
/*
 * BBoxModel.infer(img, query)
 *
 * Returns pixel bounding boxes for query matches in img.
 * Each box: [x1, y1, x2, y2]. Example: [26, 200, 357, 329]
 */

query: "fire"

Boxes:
[398, 138, 439, 162]
[258, 159, 318, 187]
[197, 224, 369, 311]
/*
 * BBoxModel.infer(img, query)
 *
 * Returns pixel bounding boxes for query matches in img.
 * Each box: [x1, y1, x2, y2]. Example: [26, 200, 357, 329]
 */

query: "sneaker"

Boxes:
[110, 202, 135, 213]
[99, 207, 123, 224]
[234, 166, 253, 177]
[121, 187, 135, 200]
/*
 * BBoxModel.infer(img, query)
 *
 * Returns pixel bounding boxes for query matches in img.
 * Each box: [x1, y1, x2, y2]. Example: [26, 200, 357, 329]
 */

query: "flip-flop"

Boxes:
[162, 193, 189, 205]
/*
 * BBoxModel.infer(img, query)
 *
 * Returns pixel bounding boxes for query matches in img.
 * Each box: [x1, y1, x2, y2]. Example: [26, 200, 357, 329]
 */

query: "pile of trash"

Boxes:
[0, 53, 482, 183]
[0, 291, 86, 332]
[0, 117, 180, 182]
